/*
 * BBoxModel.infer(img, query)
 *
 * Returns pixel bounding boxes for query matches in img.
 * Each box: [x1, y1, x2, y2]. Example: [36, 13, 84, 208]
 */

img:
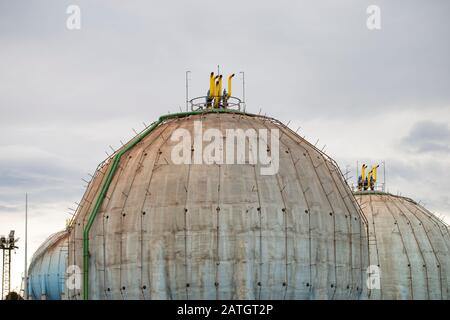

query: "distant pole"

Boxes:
[185, 71, 191, 112]
[239, 71, 245, 112]
[383, 161, 386, 192]
[24, 193, 28, 300]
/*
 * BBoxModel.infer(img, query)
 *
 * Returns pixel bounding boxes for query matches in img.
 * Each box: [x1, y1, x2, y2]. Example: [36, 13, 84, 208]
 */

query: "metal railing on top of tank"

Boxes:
[189, 96, 242, 111]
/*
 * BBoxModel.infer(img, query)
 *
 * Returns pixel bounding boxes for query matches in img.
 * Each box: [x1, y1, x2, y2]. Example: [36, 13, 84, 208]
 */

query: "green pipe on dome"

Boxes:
[82, 109, 249, 299]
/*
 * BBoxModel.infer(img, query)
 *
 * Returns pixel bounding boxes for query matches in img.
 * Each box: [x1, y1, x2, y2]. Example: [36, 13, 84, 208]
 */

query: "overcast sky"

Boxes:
[1, 0, 449, 292]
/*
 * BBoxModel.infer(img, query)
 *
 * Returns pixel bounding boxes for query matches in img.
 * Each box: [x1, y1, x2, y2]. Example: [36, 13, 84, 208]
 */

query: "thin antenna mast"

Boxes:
[24, 193, 28, 300]
[240, 71, 246, 112]
[185, 71, 191, 112]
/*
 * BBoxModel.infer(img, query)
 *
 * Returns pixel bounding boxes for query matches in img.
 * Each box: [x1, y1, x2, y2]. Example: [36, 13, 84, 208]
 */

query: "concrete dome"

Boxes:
[28, 230, 68, 300]
[67, 111, 369, 300]
[355, 191, 450, 299]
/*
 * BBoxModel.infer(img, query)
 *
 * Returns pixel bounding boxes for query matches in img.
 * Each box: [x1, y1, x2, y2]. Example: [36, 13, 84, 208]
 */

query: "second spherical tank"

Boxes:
[355, 191, 450, 299]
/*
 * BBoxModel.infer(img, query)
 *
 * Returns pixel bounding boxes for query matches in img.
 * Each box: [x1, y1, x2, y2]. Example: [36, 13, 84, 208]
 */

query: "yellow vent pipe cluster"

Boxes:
[358, 163, 379, 191]
[208, 72, 234, 108]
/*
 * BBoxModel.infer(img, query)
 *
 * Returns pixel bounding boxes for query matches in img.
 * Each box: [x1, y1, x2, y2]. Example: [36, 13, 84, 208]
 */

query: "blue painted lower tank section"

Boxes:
[28, 230, 68, 300]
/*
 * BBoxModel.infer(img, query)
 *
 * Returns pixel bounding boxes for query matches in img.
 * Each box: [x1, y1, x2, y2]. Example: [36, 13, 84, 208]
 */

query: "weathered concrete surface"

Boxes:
[28, 230, 68, 300]
[355, 192, 450, 300]
[66, 113, 369, 300]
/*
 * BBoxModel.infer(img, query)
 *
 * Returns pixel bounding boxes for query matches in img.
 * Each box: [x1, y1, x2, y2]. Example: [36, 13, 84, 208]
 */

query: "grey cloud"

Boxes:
[1, 0, 450, 127]
[0, 146, 86, 204]
[0, 204, 22, 213]
[401, 121, 450, 154]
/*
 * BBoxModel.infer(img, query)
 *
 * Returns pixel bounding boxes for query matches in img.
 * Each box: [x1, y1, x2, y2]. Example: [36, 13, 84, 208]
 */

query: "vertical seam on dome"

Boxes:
[246, 118, 288, 299]
[368, 195, 383, 299]
[117, 124, 172, 299]
[119, 153, 144, 300]
[392, 199, 430, 299]
[102, 152, 133, 299]
[214, 115, 223, 300]
[136, 122, 179, 300]
[286, 145, 312, 298]
[322, 159, 361, 299]
[405, 202, 444, 300]
[252, 156, 263, 300]
[214, 164, 221, 300]
[303, 149, 338, 300]
[182, 123, 195, 300]
[384, 200, 414, 299]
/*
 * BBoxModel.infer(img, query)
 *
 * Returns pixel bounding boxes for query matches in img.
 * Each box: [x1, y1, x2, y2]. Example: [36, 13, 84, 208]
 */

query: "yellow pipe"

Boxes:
[361, 164, 366, 182]
[213, 75, 222, 108]
[214, 75, 219, 96]
[218, 75, 223, 98]
[209, 72, 215, 98]
[358, 164, 367, 191]
[372, 165, 379, 186]
[214, 78, 220, 108]
[227, 73, 235, 98]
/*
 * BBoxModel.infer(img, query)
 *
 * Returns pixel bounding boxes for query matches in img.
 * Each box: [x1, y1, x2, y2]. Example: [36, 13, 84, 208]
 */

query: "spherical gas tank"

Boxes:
[68, 111, 369, 300]
[28, 230, 68, 300]
[355, 191, 450, 299]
